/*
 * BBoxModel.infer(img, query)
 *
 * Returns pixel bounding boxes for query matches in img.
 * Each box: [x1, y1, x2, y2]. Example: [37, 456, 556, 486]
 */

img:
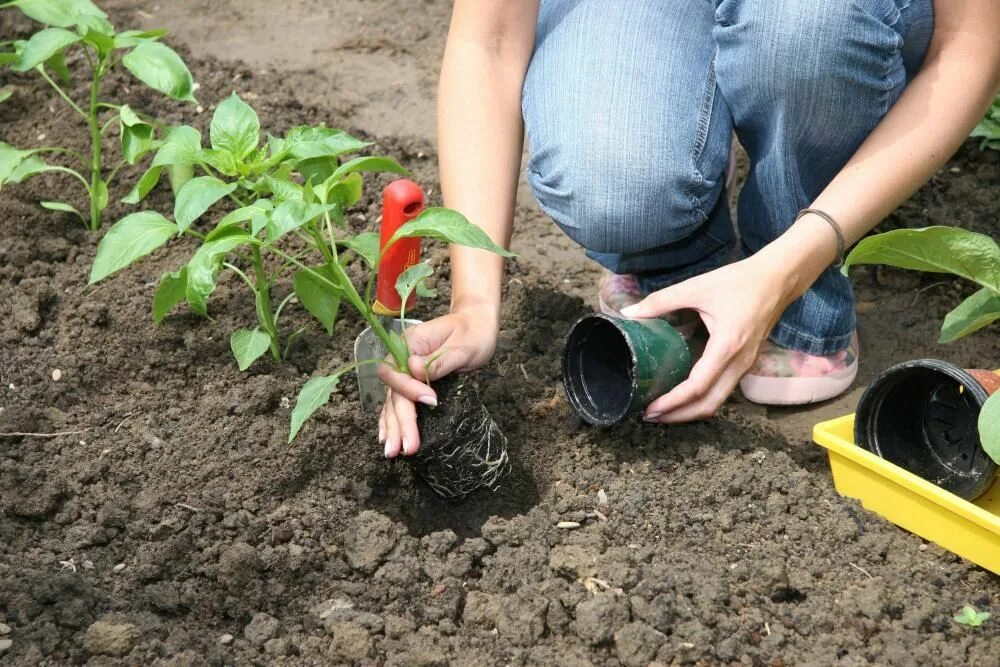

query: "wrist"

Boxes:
[451, 295, 501, 327]
[752, 216, 838, 301]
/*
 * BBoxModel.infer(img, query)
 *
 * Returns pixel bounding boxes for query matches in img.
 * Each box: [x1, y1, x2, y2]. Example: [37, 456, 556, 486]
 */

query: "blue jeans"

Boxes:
[523, 0, 934, 355]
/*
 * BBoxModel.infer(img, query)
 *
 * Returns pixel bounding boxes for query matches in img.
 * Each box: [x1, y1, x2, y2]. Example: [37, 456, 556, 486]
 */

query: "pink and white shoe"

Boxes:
[739, 333, 859, 406]
[598, 271, 702, 340]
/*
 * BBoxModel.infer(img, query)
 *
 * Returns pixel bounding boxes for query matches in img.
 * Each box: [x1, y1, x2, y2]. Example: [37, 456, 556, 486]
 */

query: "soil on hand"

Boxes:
[2, 2, 999, 665]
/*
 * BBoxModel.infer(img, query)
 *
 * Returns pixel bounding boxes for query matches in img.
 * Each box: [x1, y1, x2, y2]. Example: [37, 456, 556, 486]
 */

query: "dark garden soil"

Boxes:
[2, 2, 1000, 665]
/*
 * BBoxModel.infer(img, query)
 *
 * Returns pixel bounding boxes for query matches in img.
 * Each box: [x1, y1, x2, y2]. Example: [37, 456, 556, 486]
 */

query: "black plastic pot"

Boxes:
[562, 313, 691, 427]
[855, 359, 999, 500]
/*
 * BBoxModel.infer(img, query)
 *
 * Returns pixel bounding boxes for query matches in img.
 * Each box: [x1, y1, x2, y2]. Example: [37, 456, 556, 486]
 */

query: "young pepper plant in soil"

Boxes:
[0, 0, 196, 230]
[842, 225, 1000, 463]
[971, 93, 999, 151]
[88, 92, 514, 465]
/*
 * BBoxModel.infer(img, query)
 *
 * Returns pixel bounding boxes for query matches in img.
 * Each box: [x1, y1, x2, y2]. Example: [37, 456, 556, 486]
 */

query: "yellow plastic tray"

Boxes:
[813, 414, 1000, 574]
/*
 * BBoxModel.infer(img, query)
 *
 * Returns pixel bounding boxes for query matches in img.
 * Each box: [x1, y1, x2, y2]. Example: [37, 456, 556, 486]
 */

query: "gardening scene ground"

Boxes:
[2, 1, 999, 665]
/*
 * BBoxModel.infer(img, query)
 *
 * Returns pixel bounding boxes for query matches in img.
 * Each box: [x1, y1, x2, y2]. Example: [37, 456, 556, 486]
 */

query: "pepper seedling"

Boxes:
[953, 605, 990, 628]
[87, 92, 513, 442]
[0, 0, 196, 230]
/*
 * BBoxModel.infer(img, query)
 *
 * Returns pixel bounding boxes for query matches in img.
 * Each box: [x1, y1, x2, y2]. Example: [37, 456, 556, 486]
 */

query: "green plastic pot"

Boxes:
[562, 313, 692, 426]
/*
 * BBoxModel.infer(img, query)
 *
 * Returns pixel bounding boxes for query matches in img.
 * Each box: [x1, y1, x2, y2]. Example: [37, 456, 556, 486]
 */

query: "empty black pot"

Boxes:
[855, 359, 998, 500]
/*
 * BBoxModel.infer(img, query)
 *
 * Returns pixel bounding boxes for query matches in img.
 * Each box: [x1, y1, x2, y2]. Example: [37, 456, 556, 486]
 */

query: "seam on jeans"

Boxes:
[771, 320, 853, 353]
[684, 57, 718, 224]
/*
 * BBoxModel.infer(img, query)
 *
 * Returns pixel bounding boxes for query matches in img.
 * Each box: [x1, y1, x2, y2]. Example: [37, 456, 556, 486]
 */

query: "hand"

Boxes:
[621, 255, 800, 423]
[378, 304, 499, 458]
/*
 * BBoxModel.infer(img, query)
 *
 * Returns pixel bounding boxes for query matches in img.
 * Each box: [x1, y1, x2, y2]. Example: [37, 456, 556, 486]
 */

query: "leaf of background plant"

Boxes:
[842, 227, 1000, 293]
[112, 28, 167, 49]
[198, 147, 240, 177]
[387, 208, 515, 257]
[89, 211, 178, 283]
[289, 132, 370, 161]
[329, 156, 408, 182]
[122, 41, 196, 102]
[265, 200, 330, 242]
[210, 92, 260, 161]
[324, 172, 363, 208]
[293, 267, 342, 335]
[9, 154, 55, 183]
[121, 165, 163, 204]
[43, 48, 70, 82]
[75, 13, 114, 55]
[7, 0, 106, 28]
[152, 266, 187, 324]
[0, 87, 12, 104]
[207, 200, 273, 241]
[174, 176, 237, 232]
[395, 261, 435, 307]
[980, 393, 1000, 467]
[257, 174, 303, 203]
[12, 27, 79, 71]
[40, 200, 83, 219]
[93, 178, 108, 213]
[119, 105, 154, 164]
[340, 232, 379, 268]
[939, 288, 1000, 343]
[289, 374, 341, 442]
[151, 125, 201, 167]
[230, 328, 272, 371]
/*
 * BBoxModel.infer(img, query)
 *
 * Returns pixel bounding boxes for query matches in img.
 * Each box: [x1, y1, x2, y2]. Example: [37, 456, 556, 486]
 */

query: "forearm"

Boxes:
[438, 19, 534, 323]
[762, 8, 1000, 297]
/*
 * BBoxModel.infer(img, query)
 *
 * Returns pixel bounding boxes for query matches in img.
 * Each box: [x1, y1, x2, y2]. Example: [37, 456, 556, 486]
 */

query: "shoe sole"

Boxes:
[738, 362, 858, 406]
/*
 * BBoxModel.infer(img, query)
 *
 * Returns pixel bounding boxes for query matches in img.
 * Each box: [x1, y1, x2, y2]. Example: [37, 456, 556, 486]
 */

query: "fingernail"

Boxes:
[402, 437, 412, 455]
[643, 412, 663, 422]
[620, 305, 639, 317]
[417, 395, 438, 407]
[383, 440, 392, 458]
[378, 424, 386, 444]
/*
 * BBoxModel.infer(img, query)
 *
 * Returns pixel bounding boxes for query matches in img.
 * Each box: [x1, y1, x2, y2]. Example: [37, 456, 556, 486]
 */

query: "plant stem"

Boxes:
[86, 64, 103, 231]
[250, 245, 282, 360]
[37, 67, 87, 120]
[45, 165, 91, 192]
[267, 246, 406, 369]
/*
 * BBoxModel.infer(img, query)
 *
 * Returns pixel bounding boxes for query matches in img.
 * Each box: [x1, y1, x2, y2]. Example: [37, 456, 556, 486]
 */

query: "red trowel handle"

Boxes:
[373, 179, 424, 316]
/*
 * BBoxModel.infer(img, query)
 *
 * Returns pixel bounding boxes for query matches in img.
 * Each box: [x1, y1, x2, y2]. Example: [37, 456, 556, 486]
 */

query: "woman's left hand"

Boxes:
[620, 254, 800, 423]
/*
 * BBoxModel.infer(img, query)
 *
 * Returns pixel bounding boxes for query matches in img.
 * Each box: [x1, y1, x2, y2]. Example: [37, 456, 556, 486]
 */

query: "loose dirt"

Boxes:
[2, 2, 998, 665]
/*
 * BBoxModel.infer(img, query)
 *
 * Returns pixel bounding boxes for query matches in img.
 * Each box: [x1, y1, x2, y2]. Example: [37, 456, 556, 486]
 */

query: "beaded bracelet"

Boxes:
[796, 208, 846, 267]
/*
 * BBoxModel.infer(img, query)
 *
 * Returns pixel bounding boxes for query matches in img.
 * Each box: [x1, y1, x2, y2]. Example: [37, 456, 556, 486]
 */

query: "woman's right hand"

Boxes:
[377, 303, 499, 458]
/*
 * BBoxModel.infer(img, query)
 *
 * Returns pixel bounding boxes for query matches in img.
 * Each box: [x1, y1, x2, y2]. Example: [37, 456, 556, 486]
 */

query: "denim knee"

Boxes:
[526, 143, 712, 256]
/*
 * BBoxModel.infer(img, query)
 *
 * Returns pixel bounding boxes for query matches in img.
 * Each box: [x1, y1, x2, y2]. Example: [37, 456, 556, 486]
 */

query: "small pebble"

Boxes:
[218, 634, 234, 645]
[0, 639, 11, 654]
[556, 521, 581, 530]
[0, 623, 10, 635]
[597, 489, 609, 506]
[113, 563, 126, 572]
[919, 544, 928, 552]
[51, 369, 62, 381]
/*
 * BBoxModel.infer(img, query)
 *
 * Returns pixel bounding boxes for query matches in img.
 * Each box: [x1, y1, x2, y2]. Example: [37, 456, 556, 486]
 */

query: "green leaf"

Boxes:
[230, 327, 272, 371]
[40, 200, 83, 219]
[121, 164, 163, 204]
[289, 374, 341, 442]
[395, 261, 436, 305]
[339, 231, 379, 268]
[43, 48, 70, 82]
[75, 13, 114, 54]
[197, 147, 240, 176]
[293, 267, 342, 335]
[122, 41, 196, 102]
[89, 211, 177, 283]
[253, 174, 303, 202]
[207, 199, 273, 241]
[939, 288, 1000, 343]
[151, 125, 201, 167]
[953, 604, 991, 628]
[119, 104, 154, 164]
[981, 393, 1000, 467]
[185, 234, 251, 316]
[0, 142, 36, 183]
[93, 178, 108, 213]
[174, 176, 237, 232]
[288, 130, 370, 160]
[7, 0, 106, 27]
[12, 27, 79, 71]
[167, 163, 194, 195]
[387, 207, 515, 257]
[322, 172, 363, 208]
[0, 87, 12, 104]
[8, 154, 53, 183]
[842, 227, 1000, 293]
[210, 92, 259, 161]
[265, 200, 330, 243]
[112, 28, 167, 49]
[330, 156, 408, 182]
[152, 267, 187, 324]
